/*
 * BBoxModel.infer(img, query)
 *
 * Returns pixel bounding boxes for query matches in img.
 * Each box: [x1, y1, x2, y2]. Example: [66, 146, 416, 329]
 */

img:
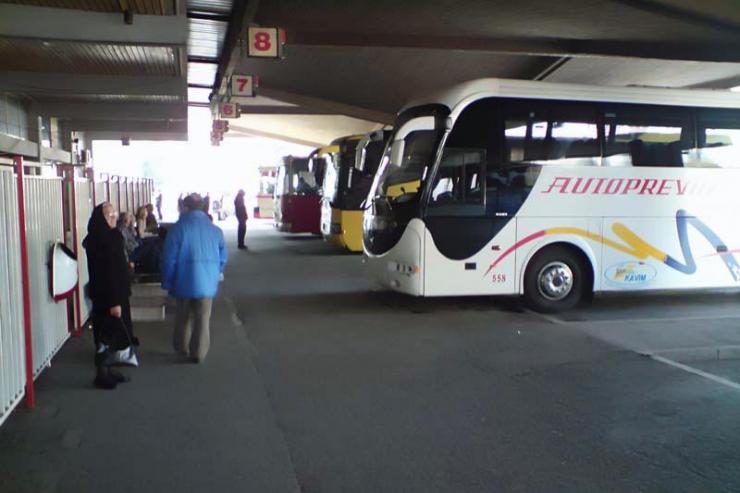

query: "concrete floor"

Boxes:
[2, 220, 740, 492]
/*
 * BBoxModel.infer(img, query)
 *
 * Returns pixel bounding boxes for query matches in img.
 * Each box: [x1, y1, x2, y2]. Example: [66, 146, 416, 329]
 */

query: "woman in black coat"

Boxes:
[83, 202, 134, 389]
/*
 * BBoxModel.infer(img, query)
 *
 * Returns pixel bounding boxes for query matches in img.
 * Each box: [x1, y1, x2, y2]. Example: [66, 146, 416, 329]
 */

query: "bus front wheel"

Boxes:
[523, 246, 587, 313]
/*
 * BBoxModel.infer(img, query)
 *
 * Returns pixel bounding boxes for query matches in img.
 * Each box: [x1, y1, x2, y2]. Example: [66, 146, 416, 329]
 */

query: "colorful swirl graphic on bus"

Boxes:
[485, 210, 740, 282]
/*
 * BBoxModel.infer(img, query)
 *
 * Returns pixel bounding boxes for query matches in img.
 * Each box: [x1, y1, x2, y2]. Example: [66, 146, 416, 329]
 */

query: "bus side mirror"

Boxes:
[390, 140, 405, 167]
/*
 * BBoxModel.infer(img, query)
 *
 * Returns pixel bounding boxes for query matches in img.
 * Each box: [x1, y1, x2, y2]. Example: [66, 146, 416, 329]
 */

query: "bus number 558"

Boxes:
[491, 273, 506, 283]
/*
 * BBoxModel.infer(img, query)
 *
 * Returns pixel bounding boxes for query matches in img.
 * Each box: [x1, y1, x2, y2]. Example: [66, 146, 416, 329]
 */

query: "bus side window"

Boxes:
[427, 148, 486, 216]
[602, 104, 691, 168]
[503, 102, 599, 167]
[690, 109, 740, 168]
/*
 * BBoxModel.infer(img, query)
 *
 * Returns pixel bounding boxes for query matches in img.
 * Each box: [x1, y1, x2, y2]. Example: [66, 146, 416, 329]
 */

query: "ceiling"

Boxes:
[0, 0, 739, 147]
[215, 0, 740, 143]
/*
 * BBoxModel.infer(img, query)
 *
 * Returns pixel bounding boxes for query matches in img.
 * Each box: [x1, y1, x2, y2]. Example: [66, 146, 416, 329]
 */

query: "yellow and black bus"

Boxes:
[320, 130, 392, 251]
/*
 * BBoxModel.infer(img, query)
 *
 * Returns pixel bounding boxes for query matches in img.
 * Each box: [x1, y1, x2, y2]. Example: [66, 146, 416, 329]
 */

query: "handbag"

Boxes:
[101, 317, 139, 367]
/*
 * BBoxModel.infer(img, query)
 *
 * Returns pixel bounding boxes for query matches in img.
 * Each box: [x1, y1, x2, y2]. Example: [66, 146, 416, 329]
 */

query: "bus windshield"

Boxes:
[321, 139, 361, 208]
[320, 154, 338, 202]
[364, 105, 449, 254]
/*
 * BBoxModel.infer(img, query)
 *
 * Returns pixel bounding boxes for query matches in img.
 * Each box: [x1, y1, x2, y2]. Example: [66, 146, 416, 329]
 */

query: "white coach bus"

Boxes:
[362, 78, 740, 312]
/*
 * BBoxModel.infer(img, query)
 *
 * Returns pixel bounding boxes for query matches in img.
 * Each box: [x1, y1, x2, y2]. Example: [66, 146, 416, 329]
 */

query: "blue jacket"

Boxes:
[161, 210, 227, 298]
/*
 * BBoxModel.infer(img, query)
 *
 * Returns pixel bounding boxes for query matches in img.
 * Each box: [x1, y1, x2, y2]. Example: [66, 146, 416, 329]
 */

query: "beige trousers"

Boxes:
[173, 298, 213, 362]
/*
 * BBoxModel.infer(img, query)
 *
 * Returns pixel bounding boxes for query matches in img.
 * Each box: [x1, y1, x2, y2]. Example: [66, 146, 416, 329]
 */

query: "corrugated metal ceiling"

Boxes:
[0, 39, 181, 76]
[187, 0, 232, 15]
[186, 0, 232, 100]
[188, 18, 227, 60]
[46, 94, 181, 103]
[0, 0, 175, 15]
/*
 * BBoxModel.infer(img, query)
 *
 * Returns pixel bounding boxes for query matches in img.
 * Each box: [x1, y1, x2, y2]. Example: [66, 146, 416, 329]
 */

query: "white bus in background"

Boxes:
[363, 78, 740, 312]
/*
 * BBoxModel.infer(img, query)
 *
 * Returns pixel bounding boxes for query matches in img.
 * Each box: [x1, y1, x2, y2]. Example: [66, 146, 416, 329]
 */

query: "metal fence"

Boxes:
[109, 179, 120, 214]
[0, 167, 25, 426]
[24, 176, 69, 377]
[94, 180, 107, 206]
[74, 179, 93, 326]
[127, 180, 135, 213]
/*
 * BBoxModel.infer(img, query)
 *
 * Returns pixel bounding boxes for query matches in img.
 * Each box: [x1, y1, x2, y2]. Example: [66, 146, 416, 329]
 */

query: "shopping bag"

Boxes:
[101, 317, 139, 367]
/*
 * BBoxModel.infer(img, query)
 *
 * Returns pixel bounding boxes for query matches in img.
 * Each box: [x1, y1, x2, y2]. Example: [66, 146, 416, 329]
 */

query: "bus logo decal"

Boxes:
[605, 262, 657, 287]
[485, 210, 740, 283]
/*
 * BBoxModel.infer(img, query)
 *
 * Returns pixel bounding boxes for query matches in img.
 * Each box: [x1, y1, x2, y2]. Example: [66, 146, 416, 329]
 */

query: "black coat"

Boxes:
[234, 195, 248, 221]
[83, 205, 131, 311]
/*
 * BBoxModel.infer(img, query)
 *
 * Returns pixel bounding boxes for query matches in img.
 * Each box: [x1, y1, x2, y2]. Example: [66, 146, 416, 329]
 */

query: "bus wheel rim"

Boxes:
[537, 261, 574, 301]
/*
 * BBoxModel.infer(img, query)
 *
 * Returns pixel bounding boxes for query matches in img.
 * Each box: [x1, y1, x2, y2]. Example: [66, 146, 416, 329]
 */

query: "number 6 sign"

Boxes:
[231, 74, 255, 97]
[219, 102, 240, 119]
[247, 27, 283, 58]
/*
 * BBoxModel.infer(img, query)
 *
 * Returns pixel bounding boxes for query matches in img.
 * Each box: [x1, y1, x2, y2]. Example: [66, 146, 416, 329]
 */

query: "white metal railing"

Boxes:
[24, 176, 69, 377]
[109, 181, 120, 214]
[0, 168, 25, 426]
[94, 181, 107, 206]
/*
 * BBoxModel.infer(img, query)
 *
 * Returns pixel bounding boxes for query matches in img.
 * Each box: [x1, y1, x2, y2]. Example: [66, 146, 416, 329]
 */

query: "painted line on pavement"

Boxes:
[522, 308, 567, 325]
[545, 313, 740, 326]
[643, 353, 740, 392]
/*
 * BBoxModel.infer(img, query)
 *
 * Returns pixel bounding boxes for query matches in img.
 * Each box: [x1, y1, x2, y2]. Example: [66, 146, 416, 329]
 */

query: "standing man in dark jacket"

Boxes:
[84, 202, 134, 389]
[234, 189, 248, 250]
[161, 194, 227, 363]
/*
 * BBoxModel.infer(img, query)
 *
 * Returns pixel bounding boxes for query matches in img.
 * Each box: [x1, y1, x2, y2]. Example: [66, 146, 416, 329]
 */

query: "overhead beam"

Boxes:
[65, 119, 187, 133]
[86, 130, 187, 142]
[0, 4, 187, 46]
[236, 105, 336, 116]
[0, 72, 184, 98]
[286, 31, 740, 63]
[259, 87, 395, 125]
[229, 124, 325, 147]
[32, 101, 188, 121]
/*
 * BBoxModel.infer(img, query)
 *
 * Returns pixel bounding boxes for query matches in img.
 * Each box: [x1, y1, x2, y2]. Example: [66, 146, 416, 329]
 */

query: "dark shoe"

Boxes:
[108, 368, 131, 383]
[237, 245, 246, 250]
[93, 369, 118, 390]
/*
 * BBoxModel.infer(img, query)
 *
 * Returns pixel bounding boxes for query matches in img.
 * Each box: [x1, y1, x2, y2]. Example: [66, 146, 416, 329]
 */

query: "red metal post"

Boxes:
[14, 156, 35, 409]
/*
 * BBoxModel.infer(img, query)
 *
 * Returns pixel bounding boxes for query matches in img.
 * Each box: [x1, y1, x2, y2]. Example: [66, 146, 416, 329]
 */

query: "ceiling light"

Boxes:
[731, 86, 740, 92]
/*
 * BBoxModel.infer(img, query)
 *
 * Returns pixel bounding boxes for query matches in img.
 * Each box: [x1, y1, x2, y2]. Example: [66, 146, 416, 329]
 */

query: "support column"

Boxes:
[14, 156, 35, 409]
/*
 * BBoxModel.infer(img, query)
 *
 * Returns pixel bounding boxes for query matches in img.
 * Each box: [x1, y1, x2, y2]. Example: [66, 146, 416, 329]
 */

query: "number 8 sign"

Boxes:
[247, 27, 282, 58]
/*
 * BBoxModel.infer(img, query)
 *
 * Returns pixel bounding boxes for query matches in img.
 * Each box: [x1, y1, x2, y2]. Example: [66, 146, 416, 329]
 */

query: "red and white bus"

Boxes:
[363, 78, 740, 312]
[274, 155, 324, 234]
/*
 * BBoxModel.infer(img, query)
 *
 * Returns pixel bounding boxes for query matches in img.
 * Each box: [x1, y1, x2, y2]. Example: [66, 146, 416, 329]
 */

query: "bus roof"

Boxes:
[401, 78, 740, 114]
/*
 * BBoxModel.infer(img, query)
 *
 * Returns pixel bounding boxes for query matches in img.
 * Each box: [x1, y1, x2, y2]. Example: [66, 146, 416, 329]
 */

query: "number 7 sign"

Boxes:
[231, 74, 255, 97]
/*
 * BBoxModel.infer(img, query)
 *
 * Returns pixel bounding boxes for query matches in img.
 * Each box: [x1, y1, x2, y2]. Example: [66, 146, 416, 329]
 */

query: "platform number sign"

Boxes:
[219, 102, 240, 119]
[247, 27, 283, 58]
[231, 74, 255, 97]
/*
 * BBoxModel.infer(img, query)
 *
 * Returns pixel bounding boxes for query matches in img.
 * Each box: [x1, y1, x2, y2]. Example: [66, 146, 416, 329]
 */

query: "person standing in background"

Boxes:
[234, 189, 248, 250]
[117, 212, 139, 262]
[161, 194, 227, 363]
[145, 204, 158, 232]
[155, 192, 163, 220]
[203, 193, 211, 214]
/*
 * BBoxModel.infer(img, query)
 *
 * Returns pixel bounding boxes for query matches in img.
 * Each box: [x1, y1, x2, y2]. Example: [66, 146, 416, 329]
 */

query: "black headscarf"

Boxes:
[83, 203, 114, 251]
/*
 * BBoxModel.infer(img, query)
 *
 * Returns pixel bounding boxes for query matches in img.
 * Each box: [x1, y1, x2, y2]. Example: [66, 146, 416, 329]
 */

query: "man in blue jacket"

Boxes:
[161, 193, 228, 363]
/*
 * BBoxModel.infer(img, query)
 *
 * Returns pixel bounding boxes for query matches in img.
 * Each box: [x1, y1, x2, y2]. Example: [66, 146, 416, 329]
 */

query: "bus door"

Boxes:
[423, 148, 517, 295]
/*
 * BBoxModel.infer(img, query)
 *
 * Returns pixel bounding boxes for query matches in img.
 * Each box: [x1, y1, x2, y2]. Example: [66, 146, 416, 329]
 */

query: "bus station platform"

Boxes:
[1, 223, 740, 492]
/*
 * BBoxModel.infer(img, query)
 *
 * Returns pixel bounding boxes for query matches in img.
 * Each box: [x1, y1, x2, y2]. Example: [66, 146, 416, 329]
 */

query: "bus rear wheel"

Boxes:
[523, 246, 587, 313]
